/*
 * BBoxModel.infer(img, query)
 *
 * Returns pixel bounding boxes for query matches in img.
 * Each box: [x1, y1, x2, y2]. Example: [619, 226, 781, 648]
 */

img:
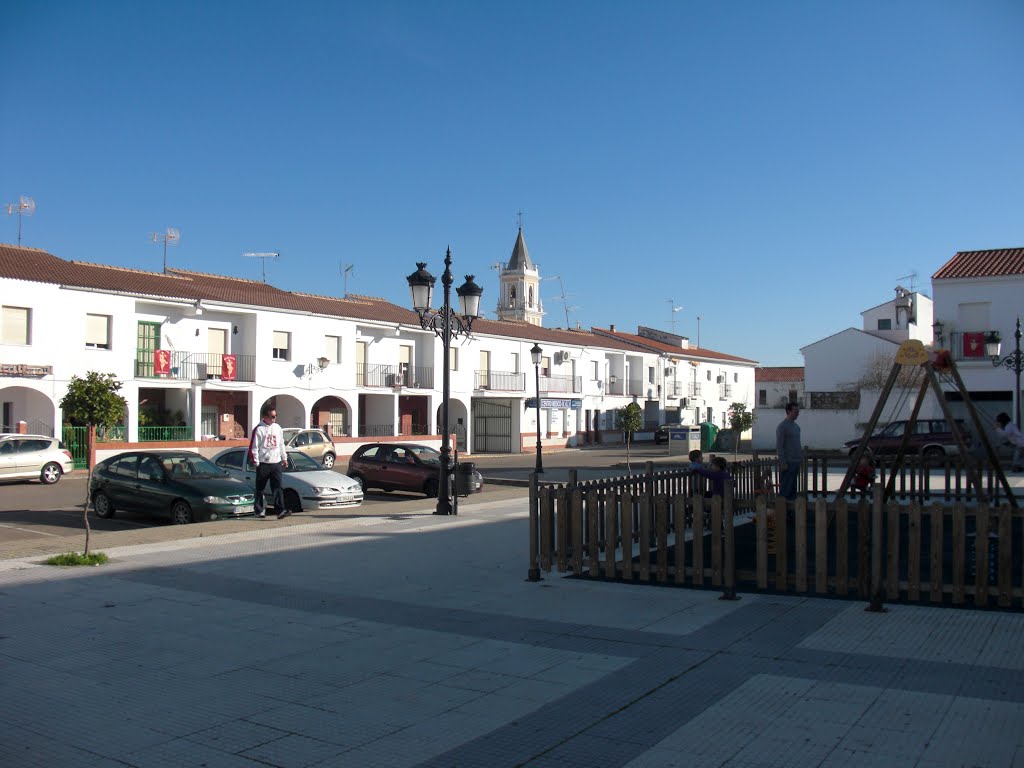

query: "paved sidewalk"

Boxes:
[2, 494, 1023, 767]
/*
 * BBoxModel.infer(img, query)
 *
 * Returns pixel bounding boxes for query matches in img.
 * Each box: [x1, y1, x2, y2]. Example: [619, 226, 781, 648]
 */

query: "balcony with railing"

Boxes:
[540, 374, 581, 393]
[688, 382, 702, 398]
[948, 331, 993, 362]
[720, 383, 733, 400]
[357, 363, 434, 389]
[475, 370, 526, 391]
[135, 349, 256, 382]
[665, 382, 685, 399]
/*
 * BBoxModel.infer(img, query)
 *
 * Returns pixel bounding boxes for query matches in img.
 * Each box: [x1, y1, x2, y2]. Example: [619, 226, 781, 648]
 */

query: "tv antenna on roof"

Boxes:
[242, 251, 279, 283]
[150, 227, 180, 273]
[896, 271, 918, 293]
[340, 263, 354, 297]
[544, 275, 578, 328]
[666, 299, 684, 333]
[5, 196, 36, 246]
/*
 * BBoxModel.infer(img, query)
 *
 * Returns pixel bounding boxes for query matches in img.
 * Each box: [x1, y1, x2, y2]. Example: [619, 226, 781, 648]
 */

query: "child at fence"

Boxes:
[693, 455, 733, 498]
[688, 449, 703, 468]
[850, 453, 876, 495]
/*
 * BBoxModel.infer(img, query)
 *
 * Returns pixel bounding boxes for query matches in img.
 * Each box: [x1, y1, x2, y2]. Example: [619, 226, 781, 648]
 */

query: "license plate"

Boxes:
[235, 505, 254, 515]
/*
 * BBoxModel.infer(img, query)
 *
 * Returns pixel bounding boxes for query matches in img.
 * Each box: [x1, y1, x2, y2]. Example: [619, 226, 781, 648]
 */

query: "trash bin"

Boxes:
[455, 462, 477, 496]
[700, 422, 719, 453]
[668, 425, 702, 456]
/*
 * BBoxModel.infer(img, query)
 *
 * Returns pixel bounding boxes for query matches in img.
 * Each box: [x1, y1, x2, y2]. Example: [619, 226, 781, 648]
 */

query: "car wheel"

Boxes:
[350, 474, 367, 493]
[284, 489, 302, 513]
[40, 462, 63, 484]
[93, 491, 115, 519]
[424, 478, 439, 498]
[171, 500, 193, 525]
[923, 446, 945, 463]
[322, 453, 336, 469]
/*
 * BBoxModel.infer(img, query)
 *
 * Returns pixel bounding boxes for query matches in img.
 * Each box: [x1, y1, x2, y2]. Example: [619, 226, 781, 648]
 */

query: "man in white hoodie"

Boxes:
[248, 404, 289, 518]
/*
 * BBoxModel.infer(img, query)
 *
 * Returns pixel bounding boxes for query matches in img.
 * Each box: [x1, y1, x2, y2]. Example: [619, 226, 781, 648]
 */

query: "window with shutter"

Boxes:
[2, 306, 30, 345]
[272, 331, 290, 360]
[85, 314, 111, 349]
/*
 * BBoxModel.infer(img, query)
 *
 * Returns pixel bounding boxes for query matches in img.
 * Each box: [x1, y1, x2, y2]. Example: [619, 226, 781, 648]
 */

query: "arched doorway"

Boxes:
[310, 396, 351, 437]
[0, 385, 58, 436]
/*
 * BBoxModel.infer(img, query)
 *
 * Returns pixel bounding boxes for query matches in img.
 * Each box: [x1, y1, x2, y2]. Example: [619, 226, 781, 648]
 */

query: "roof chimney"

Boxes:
[610, 324, 616, 332]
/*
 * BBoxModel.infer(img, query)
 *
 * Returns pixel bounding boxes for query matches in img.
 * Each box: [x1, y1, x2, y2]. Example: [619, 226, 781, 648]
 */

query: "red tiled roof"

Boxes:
[932, 248, 1024, 279]
[755, 366, 804, 382]
[0, 244, 661, 350]
[592, 327, 757, 365]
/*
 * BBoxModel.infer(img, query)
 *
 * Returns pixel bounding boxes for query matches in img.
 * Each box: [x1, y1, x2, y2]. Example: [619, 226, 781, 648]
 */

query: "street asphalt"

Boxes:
[2, 450, 1023, 767]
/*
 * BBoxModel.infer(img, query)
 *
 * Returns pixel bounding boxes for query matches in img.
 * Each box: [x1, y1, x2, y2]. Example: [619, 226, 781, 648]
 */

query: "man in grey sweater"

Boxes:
[776, 402, 802, 501]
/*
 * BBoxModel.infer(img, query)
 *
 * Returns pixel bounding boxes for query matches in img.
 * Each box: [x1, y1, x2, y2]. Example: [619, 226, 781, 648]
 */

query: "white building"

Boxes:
[0, 237, 757, 454]
[931, 247, 1024, 430]
[752, 288, 936, 451]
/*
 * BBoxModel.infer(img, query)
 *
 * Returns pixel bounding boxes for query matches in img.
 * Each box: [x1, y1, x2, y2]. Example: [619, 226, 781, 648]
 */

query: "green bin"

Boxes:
[700, 422, 719, 452]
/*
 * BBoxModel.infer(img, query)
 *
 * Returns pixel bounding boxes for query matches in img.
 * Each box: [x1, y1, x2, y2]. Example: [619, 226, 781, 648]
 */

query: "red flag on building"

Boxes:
[154, 349, 171, 375]
[221, 354, 237, 381]
[962, 332, 985, 358]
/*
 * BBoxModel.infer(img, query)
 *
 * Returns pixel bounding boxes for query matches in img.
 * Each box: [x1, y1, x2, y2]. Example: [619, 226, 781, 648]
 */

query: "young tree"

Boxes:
[615, 402, 644, 474]
[59, 372, 127, 556]
[727, 402, 756, 458]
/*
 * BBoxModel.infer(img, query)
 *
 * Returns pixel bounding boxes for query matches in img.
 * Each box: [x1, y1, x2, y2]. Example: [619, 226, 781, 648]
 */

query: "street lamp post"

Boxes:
[530, 343, 544, 474]
[986, 317, 1024, 428]
[407, 249, 483, 515]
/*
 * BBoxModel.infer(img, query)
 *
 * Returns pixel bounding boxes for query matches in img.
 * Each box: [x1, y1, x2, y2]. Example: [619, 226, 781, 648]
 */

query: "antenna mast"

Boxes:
[242, 252, 280, 283]
[544, 275, 577, 328]
[5, 196, 36, 246]
[895, 271, 919, 293]
[341, 263, 354, 297]
[666, 299, 683, 333]
[150, 227, 180, 273]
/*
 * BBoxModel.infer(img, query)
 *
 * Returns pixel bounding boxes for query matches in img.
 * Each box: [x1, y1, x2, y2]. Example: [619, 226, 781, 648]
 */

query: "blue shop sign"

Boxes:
[525, 398, 582, 410]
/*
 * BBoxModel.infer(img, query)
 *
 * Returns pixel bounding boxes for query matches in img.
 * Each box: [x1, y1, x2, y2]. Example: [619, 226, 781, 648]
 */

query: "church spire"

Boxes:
[496, 225, 543, 326]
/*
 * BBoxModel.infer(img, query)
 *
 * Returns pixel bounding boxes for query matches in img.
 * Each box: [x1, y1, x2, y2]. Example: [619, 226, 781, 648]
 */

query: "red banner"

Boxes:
[221, 354, 237, 381]
[962, 332, 985, 358]
[154, 349, 171, 375]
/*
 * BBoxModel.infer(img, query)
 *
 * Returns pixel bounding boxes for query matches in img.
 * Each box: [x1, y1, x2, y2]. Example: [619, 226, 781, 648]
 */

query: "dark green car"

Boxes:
[90, 450, 257, 524]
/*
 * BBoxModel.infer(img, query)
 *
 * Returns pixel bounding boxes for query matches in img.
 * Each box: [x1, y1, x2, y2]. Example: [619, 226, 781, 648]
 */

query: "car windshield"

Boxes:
[409, 446, 441, 465]
[162, 454, 224, 478]
[286, 451, 321, 472]
[282, 429, 300, 440]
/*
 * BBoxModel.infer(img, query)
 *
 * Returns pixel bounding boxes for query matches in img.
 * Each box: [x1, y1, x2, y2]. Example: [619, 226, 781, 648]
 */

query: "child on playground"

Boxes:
[851, 453, 876, 494]
[693, 455, 733, 498]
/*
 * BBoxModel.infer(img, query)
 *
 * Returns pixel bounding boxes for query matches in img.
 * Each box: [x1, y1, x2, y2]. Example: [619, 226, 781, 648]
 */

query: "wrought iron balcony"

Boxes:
[135, 349, 255, 382]
[475, 370, 526, 391]
[357, 363, 434, 389]
[540, 374, 581, 393]
[689, 382, 702, 397]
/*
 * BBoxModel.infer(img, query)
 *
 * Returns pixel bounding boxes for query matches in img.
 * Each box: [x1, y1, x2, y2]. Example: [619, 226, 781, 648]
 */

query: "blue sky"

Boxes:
[2, 1, 1022, 366]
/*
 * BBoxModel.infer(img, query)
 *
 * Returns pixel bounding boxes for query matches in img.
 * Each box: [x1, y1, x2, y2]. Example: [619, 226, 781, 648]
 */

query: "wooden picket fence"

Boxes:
[528, 460, 1024, 610]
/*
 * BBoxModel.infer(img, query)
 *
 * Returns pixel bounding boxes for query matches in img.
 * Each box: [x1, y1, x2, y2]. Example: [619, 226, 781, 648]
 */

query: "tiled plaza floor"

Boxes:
[1, 495, 1022, 767]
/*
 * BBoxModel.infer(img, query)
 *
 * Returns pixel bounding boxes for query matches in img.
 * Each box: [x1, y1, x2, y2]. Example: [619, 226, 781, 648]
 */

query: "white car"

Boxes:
[0, 434, 75, 484]
[211, 447, 363, 513]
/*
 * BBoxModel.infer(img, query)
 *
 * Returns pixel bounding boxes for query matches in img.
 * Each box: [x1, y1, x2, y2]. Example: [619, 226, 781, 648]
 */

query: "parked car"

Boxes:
[843, 419, 972, 461]
[211, 447, 363, 513]
[347, 443, 483, 497]
[0, 434, 75, 484]
[654, 424, 687, 445]
[282, 428, 337, 468]
[90, 450, 257, 524]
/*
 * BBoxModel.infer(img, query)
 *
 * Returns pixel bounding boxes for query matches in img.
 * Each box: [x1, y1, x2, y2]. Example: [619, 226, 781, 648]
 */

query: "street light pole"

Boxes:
[988, 317, 1024, 428]
[531, 343, 544, 474]
[407, 249, 483, 515]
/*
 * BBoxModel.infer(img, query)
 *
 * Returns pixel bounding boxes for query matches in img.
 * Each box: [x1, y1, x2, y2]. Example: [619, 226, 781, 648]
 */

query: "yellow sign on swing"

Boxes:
[895, 339, 928, 366]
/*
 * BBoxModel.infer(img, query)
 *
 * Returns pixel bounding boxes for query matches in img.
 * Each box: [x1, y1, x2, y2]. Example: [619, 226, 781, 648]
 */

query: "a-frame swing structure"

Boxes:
[836, 340, 1017, 509]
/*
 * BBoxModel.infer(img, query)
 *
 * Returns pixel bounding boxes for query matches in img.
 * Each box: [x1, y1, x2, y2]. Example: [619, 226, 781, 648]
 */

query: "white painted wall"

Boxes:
[801, 329, 900, 391]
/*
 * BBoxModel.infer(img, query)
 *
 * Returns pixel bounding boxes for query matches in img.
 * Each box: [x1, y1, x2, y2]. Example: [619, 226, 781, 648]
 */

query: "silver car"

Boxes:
[0, 434, 75, 484]
[211, 447, 363, 513]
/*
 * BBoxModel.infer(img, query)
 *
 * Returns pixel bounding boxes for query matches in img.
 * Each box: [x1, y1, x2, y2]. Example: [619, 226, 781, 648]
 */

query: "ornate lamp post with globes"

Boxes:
[986, 317, 1024, 428]
[530, 343, 544, 474]
[407, 249, 483, 515]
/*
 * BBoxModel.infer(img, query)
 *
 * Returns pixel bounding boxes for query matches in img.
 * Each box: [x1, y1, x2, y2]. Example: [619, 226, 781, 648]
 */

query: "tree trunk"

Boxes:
[83, 425, 96, 556]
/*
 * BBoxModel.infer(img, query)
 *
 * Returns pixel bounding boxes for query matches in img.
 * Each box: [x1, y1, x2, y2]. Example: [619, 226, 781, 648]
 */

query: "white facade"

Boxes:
[2, 250, 758, 453]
